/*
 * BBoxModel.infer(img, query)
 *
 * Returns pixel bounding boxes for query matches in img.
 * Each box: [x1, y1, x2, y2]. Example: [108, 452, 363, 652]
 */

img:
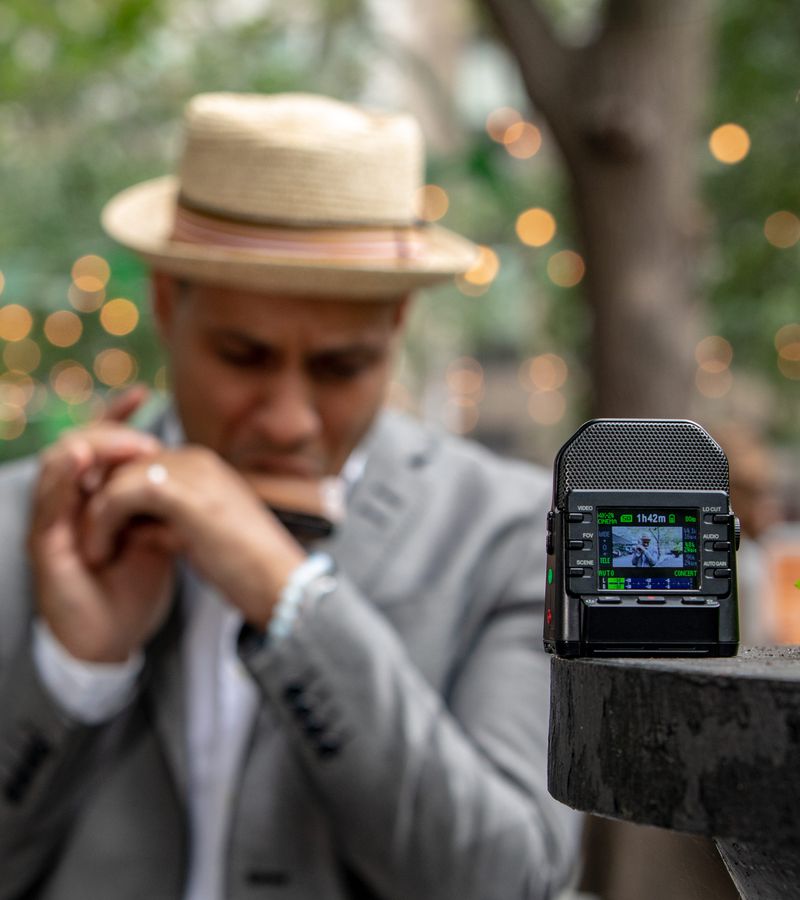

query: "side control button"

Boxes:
[682, 597, 707, 605]
[713, 514, 730, 524]
[568, 540, 584, 550]
[637, 596, 666, 605]
[714, 568, 732, 578]
[713, 541, 731, 551]
[568, 513, 584, 523]
[597, 596, 622, 604]
[569, 567, 585, 577]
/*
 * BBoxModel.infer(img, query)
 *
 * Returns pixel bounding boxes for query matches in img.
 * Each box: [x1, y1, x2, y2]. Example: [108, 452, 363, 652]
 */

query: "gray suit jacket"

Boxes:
[0, 410, 578, 899]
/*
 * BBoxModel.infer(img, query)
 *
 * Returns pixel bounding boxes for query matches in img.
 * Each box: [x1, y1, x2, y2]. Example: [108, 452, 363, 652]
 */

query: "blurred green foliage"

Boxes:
[0, 0, 797, 462]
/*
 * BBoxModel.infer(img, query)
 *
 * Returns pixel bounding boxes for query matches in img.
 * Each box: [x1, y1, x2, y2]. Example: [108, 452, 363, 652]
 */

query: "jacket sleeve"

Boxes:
[240, 515, 581, 900]
[0, 637, 127, 900]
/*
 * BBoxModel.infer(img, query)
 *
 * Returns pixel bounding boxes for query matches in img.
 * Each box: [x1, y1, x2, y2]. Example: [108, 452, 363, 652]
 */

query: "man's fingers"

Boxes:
[83, 468, 172, 566]
[100, 384, 150, 423]
[32, 439, 93, 535]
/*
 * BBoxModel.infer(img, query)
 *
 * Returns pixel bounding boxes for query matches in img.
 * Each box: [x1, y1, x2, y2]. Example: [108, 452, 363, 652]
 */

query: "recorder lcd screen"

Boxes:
[596, 508, 700, 591]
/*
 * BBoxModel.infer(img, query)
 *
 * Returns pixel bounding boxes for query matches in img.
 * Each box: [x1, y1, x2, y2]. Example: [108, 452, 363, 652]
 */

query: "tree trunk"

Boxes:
[482, 0, 712, 417]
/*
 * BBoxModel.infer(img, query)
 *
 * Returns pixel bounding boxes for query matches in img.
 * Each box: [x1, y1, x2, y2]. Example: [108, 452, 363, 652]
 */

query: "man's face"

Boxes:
[153, 275, 408, 478]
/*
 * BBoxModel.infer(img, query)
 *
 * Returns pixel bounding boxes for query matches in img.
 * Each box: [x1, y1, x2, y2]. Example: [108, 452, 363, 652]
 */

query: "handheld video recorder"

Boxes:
[543, 419, 739, 657]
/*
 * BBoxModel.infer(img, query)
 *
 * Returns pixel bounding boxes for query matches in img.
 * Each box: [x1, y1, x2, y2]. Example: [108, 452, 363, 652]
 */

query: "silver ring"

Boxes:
[146, 463, 168, 485]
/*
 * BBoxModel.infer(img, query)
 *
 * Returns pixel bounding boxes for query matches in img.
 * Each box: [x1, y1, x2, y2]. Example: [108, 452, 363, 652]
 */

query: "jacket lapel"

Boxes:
[142, 575, 189, 801]
[320, 412, 436, 595]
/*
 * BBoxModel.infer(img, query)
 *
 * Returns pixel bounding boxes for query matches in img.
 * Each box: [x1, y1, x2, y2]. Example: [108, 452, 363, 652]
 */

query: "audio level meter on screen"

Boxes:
[544, 419, 740, 658]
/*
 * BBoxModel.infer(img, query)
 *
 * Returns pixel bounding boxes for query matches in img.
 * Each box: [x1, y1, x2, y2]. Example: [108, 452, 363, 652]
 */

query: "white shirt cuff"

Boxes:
[32, 619, 145, 725]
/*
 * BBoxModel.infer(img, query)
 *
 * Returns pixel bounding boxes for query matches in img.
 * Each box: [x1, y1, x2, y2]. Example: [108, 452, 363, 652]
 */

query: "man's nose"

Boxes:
[253, 373, 321, 448]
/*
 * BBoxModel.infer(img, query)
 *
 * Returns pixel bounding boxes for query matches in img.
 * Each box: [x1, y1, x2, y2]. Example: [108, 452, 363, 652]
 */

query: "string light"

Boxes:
[3, 339, 40, 374]
[503, 122, 541, 159]
[68, 283, 105, 313]
[94, 348, 136, 387]
[0, 304, 33, 342]
[457, 246, 499, 296]
[71, 255, 110, 292]
[709, 123, 750, 164]
[51, 361, 93, 405]
[523, 353, 569, 391]
[443, 396, 479, 435]
[516, 208, 556, 247]
[445, 357, 484, 397]
[764, 211, 800, 249]
[486, 107, 521, 143]
[0, 411, 26, 441]
[547, 251, 585, 287]
[44, 310, 83, 347]
[776, 323, 800, 379]
[414, 185, 449, 223]
[695, 336, 733, 372]
[695, 368, 733, 398]
[100, 298, 139, 336]
[528, 390, 566, 425]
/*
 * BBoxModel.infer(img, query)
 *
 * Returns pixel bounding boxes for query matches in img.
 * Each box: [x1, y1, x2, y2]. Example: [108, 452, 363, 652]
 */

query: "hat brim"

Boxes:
[101, 176, 479, 299]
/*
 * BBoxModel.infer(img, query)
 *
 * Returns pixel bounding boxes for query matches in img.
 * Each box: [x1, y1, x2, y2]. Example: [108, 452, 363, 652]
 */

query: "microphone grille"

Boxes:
[556, 419, 729, 506]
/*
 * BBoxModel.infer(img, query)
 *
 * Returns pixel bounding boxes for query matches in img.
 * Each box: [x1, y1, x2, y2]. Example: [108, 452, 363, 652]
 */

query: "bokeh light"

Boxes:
[486, 107, 522, 143]
[777, 357, 800, 380]
[695, 336, 733, 372]
[71, 255, 111, 292]
[764, 211, 800, 249]
[0, 372, 35, 412]
[445, 357, 484, 397]
[775, 323, 800, 356]
[68, 283, 105, 313]
[100, 298, 139, 336]
[3, 338, 41, 374]
[503, 122, 542, 159]
[415, 185, 449, 223]
[695, 368, 734, 398]
[547, 251, 585, 287]
[776, 323, 800, 379]
[51, 361, 93, 405]
[458, 246, 500, 291]
[516, 208, 556, 247]
[94, 348, 136, 387]
[0, 271, 5, 296]
[709, 123, 750, 164]
[44, 310, 83, 347]
[443, 396, 480, 435]
[0, 411, 26, 441]
[521, 353, 569, 391]
[527, 390, 566, 425]
[0, 304, 33, 342]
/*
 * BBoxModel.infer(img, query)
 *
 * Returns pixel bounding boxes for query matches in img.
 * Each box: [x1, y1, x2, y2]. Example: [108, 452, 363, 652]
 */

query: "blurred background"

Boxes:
[0, 0, 797, 625]
[1, 1, 798, 896]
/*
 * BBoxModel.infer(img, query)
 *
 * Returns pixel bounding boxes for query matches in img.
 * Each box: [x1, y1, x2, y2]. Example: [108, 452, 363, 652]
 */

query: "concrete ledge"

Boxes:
[548, 647, 800, 850]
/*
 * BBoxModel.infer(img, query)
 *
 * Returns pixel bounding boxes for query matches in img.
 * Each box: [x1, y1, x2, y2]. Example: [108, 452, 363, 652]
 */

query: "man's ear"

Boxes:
[150, 272, 180, 344]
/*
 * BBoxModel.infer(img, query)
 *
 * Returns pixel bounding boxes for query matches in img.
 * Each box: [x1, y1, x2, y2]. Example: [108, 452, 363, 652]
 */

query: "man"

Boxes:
[0, 93, 579, 899]
[631, 535, 658, 567]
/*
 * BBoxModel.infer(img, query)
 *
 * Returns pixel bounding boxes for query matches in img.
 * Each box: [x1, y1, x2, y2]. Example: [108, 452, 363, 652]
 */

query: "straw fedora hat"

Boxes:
[102, 92, 479, 299]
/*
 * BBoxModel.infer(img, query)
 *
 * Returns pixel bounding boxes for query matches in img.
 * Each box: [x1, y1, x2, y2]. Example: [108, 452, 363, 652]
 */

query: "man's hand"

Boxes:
[28, 423, 175, 663]
[82, 447, 307, 629]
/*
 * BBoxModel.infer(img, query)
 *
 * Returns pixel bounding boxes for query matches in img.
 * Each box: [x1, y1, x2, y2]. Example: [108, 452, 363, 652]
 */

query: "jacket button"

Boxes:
[282, 682, 305, 700]
[316, 736, 341, 759]
[304, 715, 326, 737]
